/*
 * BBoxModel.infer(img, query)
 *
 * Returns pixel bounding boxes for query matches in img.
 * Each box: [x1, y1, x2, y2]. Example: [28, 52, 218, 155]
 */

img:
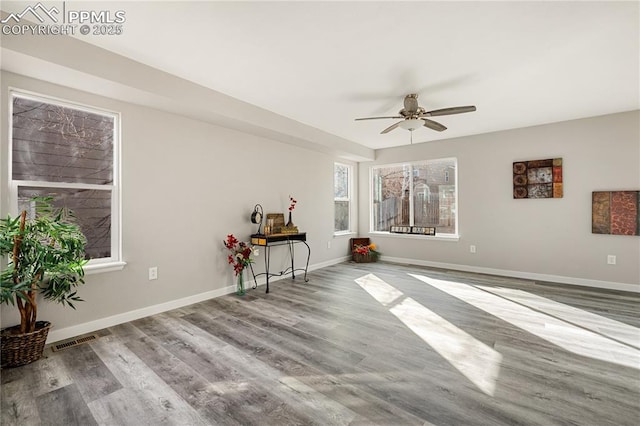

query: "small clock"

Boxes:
[250, 204, 264, 234]
[251, 209, 262, 224]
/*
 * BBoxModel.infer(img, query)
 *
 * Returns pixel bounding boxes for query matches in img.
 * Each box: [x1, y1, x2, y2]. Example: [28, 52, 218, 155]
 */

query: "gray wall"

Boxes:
[0, 71, 356, 339]
[1, 69, 638, 341]
[359, 111, 640, 290]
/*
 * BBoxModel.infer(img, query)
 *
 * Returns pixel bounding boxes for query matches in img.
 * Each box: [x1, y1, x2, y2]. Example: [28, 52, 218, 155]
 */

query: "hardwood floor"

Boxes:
[2, 262, 639, 425]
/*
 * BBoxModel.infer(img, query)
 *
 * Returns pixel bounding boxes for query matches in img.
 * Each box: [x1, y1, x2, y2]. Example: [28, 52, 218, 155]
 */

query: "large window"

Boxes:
[334, 162, 352, 233]
[371, 158, 457, 235]
[9, 91, 121, 267]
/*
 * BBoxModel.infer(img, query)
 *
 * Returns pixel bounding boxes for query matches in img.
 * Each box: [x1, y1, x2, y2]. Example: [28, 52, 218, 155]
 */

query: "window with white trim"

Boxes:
[371, 158, 457, 235]
[9, 90, 121, 265]
[334, 162, 352, 233]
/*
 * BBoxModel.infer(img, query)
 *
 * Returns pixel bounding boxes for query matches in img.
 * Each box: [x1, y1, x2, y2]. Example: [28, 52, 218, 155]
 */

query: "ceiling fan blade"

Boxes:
[381, 122, 402, 134]
[355, 116, 403, 121]
[424, 106, 477, 117]
[422, 118, 447, 132]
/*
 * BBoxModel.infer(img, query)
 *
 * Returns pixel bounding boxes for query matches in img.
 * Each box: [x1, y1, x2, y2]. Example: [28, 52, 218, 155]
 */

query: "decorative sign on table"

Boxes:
[592, 190, 639, 236]
[265, 213, 285, 234]
[513, 158, 563, 199]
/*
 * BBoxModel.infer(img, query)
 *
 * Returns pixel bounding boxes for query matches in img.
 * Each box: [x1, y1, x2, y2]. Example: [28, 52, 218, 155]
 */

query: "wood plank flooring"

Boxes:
[2, 262, 639, 425]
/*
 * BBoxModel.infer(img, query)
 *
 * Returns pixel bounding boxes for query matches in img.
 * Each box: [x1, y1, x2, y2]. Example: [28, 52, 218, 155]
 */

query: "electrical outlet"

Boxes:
[470, 245, 477, 254]
[607, 255, 616, 265]
[149, 266, 158, 280]
[327, 241, 331, 249]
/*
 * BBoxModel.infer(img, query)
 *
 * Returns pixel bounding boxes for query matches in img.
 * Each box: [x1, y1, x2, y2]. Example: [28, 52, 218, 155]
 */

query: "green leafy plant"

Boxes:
[1, 198, 88, 334]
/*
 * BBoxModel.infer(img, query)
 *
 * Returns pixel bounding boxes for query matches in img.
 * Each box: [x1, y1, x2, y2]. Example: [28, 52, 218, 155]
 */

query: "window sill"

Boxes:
[333, 231, 357, 238]
[369, 231, 460, 242]
[85, 261, 127, 275]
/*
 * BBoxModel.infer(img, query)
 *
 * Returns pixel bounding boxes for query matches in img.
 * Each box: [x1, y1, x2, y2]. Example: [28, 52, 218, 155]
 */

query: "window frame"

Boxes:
[333, 162, 354, 235]
[8, 88, 125, 273]
[369, 158, 459, 240]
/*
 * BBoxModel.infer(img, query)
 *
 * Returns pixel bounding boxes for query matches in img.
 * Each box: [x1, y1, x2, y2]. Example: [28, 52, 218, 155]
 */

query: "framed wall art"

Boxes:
[592, 191, 639, 236]
[513, 158, 563, 199]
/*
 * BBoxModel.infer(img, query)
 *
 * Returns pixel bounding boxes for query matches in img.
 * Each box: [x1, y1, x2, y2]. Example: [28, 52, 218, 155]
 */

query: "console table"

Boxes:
[249, 233, 310, 293]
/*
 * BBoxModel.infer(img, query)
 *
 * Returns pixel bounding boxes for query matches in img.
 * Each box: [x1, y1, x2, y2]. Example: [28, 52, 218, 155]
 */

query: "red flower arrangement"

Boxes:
[353, 243, 378, 255]
[223, 234, 256, 275]
[288, 195, 297, 211]
[352, 243, 380, 262]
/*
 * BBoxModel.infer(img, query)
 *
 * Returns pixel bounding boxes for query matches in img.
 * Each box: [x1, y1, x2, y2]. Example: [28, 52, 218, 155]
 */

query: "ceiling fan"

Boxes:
[355, 94, 476, 134]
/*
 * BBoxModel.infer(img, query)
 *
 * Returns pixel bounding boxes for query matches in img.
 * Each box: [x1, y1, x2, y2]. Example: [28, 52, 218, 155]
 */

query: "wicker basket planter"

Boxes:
[1, 321, 51, 368]
[350, 237, 380, 263]
[353, 252, 378, 263]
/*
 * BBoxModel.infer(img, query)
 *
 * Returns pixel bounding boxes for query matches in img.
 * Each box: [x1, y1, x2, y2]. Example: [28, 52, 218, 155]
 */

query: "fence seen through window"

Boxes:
[334, 163, 351, 233]
[372, 158, 457, 235]
[11, 93, 118, 261]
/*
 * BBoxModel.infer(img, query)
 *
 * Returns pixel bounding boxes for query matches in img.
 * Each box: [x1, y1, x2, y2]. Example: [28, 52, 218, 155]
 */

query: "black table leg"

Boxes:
[265, 245, 271, 293]
[302, 240, 311, 282]
[289, 241, 296, 279]
[249, 262, 258, 289]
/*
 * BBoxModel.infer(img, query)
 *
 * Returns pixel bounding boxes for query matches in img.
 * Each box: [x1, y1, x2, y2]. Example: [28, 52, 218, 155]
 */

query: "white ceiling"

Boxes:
[2, 1, 639, 150]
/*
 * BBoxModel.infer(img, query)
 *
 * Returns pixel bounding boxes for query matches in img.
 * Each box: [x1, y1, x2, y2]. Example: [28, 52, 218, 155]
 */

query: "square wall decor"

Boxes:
[513, 158, 563, 199]
[592, 191, 640, 236]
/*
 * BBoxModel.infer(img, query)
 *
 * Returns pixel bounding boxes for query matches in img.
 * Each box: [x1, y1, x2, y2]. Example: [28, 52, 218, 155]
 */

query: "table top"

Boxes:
[250, 232, 306, 245]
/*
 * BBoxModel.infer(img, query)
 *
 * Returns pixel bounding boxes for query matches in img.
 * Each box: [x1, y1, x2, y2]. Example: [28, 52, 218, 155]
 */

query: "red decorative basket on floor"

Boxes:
[353, 252, 376, 263]
[350, 237, 379, 263]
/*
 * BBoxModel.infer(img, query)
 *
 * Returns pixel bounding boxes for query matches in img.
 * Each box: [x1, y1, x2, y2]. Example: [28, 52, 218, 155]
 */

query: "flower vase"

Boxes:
[286, 211, 294, 228]
[236, 271, 246, 296]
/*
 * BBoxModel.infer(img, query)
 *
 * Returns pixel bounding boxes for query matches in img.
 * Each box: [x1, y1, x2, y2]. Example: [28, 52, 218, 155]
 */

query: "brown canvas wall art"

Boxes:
[592, 191, 640, 236]
[513, 158, 563, 199]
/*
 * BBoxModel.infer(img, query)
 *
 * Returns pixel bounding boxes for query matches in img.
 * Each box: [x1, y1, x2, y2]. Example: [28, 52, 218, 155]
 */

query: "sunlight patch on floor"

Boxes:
[353, 273, 404, 306]
[409, 274, 640, 370]
[355, 274, 502, 396]
[477, 285, 640, 350]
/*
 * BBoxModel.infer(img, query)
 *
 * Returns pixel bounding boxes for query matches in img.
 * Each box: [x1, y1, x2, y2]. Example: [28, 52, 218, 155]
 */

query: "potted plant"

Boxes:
[0, 197, 88, 368]
[223, 234, 257, 296]
[352, 242, 380, 263]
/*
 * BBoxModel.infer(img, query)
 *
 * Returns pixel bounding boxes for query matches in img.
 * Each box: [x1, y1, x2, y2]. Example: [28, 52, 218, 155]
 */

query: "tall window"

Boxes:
[371, 158, 457, 235]
[10, 91, 121, 265]
[334, 162, 352, 233]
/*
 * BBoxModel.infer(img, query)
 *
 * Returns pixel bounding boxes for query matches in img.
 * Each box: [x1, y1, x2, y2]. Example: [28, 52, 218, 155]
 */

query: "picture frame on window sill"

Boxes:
[410, 227, 436, 236]
[390, 226, 411, 234]
[389, 226, 436, 236]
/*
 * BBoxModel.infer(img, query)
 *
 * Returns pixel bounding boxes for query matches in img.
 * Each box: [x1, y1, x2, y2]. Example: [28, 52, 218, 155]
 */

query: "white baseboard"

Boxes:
[46, 255, 351, 344]
[46, 285, 233, 344]
[381, 256, 640, 294]
[49, 254, 633, 344]
[309, 255, 351, 271]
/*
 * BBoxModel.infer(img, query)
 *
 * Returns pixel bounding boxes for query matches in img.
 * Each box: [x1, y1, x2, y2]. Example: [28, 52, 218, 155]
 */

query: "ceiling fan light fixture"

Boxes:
[399, 118, 423, 131]
[355, 94, 476, 135]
